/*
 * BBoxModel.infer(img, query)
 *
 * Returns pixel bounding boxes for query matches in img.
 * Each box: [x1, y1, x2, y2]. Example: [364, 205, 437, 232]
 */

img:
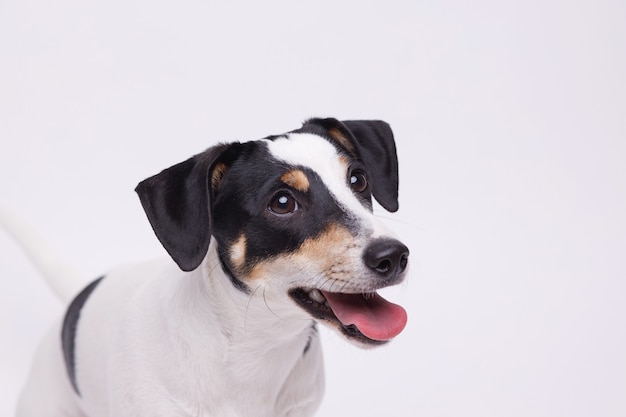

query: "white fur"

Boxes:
[0, 205, 84, 302]
[14, 133, 401, 416]
[266, 133, 392, 239]
[17, 244, 324, 417]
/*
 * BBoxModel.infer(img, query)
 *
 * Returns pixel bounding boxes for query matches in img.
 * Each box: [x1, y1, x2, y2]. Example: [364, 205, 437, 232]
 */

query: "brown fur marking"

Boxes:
[229, 234, 247, 272]
[211, 162, 228, 191]
[327, 127, 355, 154]
[245, 223, 359, 283]
[280, 169, 310, 193]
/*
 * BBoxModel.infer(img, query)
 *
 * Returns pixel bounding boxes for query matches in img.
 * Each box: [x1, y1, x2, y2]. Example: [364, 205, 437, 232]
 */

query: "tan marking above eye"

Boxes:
[327, 127, 355, 154]
[211, 162, 228, 191]
[280, 169, 310, 192]
[339, 155, 350, 170]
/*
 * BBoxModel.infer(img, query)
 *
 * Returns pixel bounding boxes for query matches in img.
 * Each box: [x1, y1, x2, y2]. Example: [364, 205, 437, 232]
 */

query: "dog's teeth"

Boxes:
[308, 289, 326, 304]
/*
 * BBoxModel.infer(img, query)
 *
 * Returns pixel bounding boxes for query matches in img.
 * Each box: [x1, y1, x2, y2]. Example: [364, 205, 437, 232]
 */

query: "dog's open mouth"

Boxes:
[289, 288, 407, 345]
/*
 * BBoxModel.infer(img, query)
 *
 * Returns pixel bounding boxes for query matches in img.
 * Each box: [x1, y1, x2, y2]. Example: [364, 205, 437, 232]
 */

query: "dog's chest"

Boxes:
[74, 261, 324, 417]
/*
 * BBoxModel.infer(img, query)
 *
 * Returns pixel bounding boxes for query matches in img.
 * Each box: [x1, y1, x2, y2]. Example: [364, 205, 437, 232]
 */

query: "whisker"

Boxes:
[262, 287, 282, 320]
[328, 278, 338, 293]
[339, 279, 351, 293]
[372, 212, 424, 231]
[315, 275, 331, 292]
[206, 261, 221, 276]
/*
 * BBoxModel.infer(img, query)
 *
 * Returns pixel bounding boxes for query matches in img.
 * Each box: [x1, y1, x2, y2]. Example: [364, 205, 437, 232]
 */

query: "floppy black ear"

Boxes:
[135, 144, 229, 271]
[341, 120, 400, 212]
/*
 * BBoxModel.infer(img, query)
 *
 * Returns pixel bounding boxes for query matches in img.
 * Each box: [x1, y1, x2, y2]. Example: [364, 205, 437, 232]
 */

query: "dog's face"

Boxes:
[136, 118, 409, 346]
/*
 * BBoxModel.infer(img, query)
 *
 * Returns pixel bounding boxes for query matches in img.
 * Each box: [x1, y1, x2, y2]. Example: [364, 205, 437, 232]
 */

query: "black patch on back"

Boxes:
[61, 276, 104, 395]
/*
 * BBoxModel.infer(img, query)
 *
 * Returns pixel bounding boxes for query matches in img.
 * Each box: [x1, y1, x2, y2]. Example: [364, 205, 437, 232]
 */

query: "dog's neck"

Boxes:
[201, 241, 314, 343]
[160, 241, 322, 415]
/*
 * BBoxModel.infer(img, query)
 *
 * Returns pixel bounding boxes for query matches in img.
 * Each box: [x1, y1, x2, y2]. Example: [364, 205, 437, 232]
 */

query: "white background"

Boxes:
[1, 0, 625, 416]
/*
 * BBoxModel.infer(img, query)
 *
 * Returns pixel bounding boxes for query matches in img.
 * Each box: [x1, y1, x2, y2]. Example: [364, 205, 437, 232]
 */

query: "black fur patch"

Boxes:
[135, 118, 397, 279]
[210, 141, 358, 281]
[217, 250, 251, 293]
[303, 322, 318, 356]
[295, 118, 399, 212]
[61, 276, 104, 395]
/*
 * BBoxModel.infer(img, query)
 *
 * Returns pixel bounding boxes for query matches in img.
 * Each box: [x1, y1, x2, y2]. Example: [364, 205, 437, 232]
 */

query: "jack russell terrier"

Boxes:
[13, 117, 409, 417]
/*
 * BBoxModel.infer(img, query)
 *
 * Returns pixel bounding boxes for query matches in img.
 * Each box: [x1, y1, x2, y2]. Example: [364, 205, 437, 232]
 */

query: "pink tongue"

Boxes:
[321, 291, 407, 341]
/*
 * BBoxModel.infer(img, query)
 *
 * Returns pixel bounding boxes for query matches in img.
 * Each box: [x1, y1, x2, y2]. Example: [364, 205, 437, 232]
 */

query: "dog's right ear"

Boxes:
[135, 144, 231, 272]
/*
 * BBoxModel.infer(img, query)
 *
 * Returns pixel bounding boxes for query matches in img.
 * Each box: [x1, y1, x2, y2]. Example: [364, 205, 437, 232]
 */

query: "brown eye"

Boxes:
[349, 171, 368, 193]
[269, 192, 298, 215]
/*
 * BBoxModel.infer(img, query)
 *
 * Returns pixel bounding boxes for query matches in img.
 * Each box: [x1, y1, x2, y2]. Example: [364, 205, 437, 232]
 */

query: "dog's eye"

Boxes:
[349, 171, 368, 193]
[268, 192, 298, 215]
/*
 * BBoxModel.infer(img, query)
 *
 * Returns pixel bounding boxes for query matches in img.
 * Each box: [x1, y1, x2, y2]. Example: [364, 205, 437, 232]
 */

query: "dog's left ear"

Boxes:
[340, 120, 400, 212]
[135, 144, 230, 272]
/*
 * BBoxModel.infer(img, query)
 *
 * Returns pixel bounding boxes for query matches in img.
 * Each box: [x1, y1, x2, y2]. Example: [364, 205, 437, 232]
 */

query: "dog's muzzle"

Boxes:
[290, 237, 409, 344]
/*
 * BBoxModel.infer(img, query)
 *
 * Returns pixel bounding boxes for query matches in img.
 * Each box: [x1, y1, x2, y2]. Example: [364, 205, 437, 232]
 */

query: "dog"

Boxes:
[13, 117, 409, 417]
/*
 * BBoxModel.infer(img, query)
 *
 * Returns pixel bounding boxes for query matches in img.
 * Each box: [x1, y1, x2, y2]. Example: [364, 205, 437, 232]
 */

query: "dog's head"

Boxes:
[136, 118, 409, 346]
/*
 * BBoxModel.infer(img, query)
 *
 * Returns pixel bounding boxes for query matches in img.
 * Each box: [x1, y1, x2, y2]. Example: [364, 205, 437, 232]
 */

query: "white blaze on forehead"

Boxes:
[264, 133, 373, 222]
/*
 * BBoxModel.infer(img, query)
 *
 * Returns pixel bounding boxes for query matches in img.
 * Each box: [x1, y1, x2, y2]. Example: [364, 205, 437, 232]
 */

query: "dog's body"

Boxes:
[14, 118, 409, 417]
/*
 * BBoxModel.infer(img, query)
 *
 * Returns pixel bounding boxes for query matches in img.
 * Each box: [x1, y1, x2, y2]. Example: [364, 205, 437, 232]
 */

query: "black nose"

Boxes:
[363, 238, 409, 282]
